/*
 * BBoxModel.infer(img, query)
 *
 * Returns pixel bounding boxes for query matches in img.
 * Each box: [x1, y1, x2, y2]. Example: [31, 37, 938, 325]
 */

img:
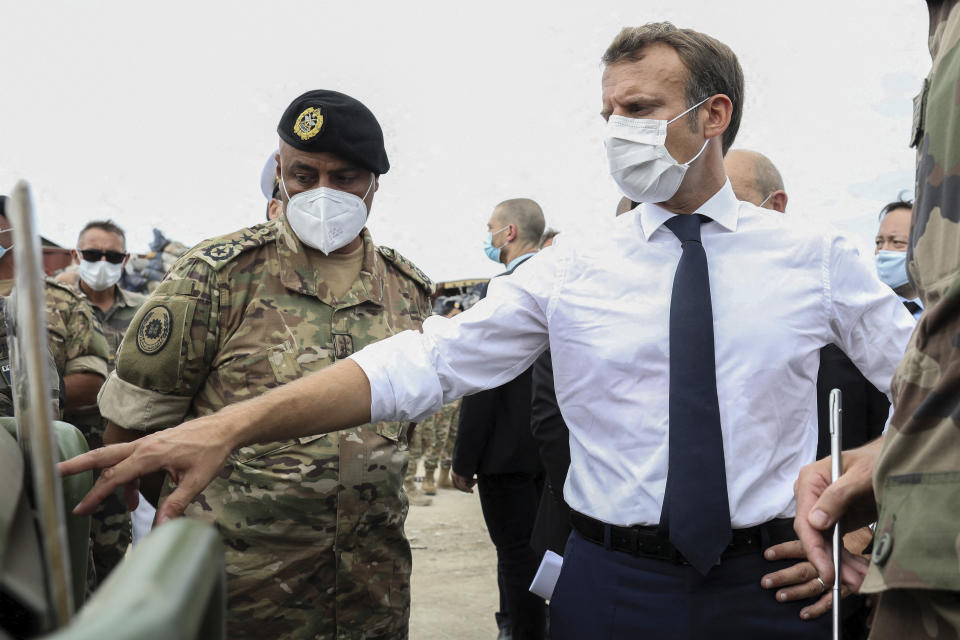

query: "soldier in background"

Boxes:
[420, 299, 463, 494]
[95, 90, 433, 639]
[404, 414, 434, 506]
[0, 199, 110, 422]
[64, 220, 145, 581]
[794, 2, 960, 636]
[0, 194, 111, 591]
[432, 398, 462, 490]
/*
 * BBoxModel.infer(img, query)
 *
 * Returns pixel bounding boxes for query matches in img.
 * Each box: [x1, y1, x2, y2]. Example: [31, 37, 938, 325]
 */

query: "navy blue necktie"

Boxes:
[660, 214, 732, 575]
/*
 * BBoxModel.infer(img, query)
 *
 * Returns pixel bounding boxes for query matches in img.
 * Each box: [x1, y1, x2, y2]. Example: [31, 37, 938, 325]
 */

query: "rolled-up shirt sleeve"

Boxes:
[351, 246, 561, 423]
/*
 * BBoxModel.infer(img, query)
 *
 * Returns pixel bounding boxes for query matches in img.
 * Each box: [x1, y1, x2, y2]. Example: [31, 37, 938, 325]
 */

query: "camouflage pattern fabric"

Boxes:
[76, 285, 145, 588]
[868, 589, 960, 640]
[424, 399, 461, 470]
[860, 2, 960, 631]
[98, 219, 432, 640]
[408, 413, 431, 464]
[0, 297, 62, 419]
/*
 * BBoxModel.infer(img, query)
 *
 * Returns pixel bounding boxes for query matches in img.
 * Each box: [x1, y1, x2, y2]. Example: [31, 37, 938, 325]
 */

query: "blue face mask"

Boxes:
[483, 225, 509, 263]
[876, 250, 909, 289]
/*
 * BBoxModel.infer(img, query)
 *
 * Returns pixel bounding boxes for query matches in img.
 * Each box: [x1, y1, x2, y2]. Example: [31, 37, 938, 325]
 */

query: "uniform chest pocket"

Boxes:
[224, 342, 313, 462]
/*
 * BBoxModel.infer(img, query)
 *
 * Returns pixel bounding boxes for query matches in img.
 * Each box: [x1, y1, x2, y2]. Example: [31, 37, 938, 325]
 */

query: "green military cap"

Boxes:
[277, 90, 390, 175]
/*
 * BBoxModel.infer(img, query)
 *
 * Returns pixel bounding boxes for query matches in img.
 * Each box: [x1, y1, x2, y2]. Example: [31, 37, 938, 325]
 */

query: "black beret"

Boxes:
[277, 90, 389, 175]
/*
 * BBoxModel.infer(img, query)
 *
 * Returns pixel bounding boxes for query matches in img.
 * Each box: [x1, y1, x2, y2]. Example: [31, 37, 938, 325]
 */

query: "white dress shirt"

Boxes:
[351, 181, 915, 528]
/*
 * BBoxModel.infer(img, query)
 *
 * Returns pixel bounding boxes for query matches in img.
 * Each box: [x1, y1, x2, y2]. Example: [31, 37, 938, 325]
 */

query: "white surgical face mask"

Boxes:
[78, 259, 124, 291]
[280, 171, 375, 255]
[604, 97, 710, 204]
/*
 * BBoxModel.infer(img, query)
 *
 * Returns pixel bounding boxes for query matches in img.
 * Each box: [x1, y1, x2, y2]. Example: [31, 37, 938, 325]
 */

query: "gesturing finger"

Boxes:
[58, 442, 137, 477]
[70, 445, 155, 516]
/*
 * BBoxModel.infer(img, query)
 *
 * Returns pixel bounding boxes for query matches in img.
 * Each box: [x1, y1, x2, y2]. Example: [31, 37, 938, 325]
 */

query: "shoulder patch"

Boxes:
[191, 222, 277, 271]
[377, 246, 434, 294]
[136, 305, 172, 355]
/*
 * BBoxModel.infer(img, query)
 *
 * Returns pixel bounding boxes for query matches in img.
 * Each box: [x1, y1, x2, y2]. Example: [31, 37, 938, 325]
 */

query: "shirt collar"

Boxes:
[506, 252, 537, 272]
[637, 179, 740, 241]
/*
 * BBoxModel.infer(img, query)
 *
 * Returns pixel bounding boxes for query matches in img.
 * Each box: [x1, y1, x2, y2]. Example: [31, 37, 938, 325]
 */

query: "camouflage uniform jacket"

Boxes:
[98, 219, 432, 639]
[0, 297, 62, 419]
[0, 278, 110, 380]
[861, 1, 960, 595]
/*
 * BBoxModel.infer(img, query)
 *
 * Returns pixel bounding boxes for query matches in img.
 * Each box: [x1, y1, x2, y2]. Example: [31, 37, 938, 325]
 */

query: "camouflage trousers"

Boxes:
[420, 400, 461, 471]
[181, 425, 411, 640]
[869, 589, 960, 640]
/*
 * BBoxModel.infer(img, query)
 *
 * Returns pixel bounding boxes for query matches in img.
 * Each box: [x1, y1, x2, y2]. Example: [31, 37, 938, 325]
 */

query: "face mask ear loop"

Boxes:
[681, 138, 710, 168]
[360, 173, 375, 220]
[666, 96, 711, 125]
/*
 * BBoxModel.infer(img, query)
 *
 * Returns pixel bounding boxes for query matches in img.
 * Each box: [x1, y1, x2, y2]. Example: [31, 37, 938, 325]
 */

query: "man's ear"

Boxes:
[703, 94, 733, 142]
[71, 249, 80, 264]
[770, 190, 788, 214]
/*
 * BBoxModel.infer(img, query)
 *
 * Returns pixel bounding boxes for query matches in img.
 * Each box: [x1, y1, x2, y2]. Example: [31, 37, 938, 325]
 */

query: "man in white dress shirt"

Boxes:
[62, 22, 914, 640]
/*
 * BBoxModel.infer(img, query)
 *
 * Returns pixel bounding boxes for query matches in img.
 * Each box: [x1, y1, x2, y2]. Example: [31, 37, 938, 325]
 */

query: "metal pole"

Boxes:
[7, 181, 74, 626]
[829, 388, 843, 640]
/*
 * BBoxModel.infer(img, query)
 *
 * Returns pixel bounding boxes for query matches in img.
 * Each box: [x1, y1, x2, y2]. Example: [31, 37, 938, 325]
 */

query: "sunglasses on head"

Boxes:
[80, 249, 126, 264]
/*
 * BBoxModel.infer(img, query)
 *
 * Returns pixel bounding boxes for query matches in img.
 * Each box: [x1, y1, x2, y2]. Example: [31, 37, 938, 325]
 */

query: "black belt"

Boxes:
[569, 511, 796, 565]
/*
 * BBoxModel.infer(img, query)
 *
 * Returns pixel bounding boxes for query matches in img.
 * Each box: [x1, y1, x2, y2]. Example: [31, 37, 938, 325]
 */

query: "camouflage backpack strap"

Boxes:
[192, 221, 277, 272]
[377, 246, 434, 296]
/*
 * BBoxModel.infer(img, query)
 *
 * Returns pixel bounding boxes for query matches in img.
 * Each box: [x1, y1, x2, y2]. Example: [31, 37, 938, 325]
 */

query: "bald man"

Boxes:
[725, 149, 788, 213]
[456, 198, 547, 640]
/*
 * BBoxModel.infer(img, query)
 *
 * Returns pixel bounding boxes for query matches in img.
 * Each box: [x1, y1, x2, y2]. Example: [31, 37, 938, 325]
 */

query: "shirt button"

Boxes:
[871, 532, 894, 566]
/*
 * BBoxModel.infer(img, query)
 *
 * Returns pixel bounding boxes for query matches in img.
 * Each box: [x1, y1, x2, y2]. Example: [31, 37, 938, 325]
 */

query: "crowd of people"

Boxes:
[2, 9, 958, 640]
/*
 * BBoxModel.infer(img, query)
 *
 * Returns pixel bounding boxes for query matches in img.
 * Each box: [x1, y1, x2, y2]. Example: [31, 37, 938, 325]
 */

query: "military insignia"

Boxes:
[294, 107, 324, 141]
[136, 305, 172, 355]
[203, 243, 239, 262]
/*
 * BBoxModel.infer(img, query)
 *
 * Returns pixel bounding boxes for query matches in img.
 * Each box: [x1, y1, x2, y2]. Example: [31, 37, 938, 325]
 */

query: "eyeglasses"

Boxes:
[80, 249, 126, 264]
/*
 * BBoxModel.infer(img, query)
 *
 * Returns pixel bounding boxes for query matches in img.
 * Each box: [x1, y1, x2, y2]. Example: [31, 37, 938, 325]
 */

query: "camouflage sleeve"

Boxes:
[44, 288, 110, 379]
[98, 257, 219, 432]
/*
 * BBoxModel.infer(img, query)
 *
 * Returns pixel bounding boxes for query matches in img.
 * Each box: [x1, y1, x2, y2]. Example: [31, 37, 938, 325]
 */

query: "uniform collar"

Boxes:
[276, 217, 384, 308]
[113, 286, 143, 308]
[638, 179, 739, 241]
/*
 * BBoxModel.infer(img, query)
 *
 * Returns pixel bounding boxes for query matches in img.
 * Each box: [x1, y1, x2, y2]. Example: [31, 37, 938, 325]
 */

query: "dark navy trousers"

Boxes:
[549, 531, 831, 640]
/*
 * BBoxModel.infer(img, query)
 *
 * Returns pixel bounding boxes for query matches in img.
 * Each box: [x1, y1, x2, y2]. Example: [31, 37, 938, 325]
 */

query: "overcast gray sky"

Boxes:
[0, 1, 931, 280]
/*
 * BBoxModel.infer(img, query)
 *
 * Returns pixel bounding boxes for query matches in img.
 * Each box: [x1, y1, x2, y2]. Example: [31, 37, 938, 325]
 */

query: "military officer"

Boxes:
[96, 90, 433, 639]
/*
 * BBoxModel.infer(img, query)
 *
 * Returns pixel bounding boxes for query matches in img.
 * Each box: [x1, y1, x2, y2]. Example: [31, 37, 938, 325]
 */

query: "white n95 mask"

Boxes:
[604, 97, 709, 204]
[78, 259, 124, 291]
[281, 172, 375, 255]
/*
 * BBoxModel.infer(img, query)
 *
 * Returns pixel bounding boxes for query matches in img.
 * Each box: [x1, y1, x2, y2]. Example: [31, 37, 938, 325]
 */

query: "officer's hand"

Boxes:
[451, 471, 477, 493]
[58, 413, 235, 524]
[761, 536, 870, 619]
[793, 439, 881, 590]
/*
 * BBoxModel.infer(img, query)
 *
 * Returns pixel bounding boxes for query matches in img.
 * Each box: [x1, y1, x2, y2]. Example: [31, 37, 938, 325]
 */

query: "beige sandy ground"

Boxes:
[407, 483, 502, 640]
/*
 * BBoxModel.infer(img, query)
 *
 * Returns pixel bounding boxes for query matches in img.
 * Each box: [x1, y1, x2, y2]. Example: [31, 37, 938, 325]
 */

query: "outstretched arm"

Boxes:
[59, 358, 372, 523]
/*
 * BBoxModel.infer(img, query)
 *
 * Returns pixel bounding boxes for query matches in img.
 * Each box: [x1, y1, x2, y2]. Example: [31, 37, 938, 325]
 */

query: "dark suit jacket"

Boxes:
[529, 349, 573, 556]
[452, 256, 543, 478]
[815, 344, 890, 458]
